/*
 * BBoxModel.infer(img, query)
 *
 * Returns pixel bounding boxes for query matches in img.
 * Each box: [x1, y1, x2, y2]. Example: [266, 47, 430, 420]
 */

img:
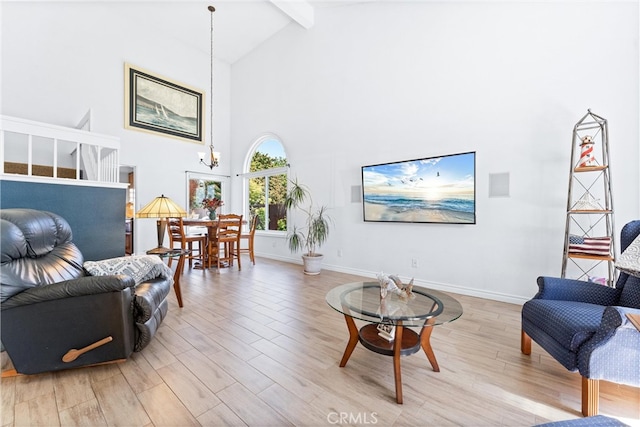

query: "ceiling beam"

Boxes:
[269, 0, 314, 29]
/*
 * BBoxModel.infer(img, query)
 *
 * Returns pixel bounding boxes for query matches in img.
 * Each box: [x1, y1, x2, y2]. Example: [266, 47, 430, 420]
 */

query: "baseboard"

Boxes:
[255, 252, 528, 305]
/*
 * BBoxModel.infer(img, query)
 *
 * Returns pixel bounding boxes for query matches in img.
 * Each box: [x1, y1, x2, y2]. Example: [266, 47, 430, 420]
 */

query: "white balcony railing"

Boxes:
[0, 115, 121, 185]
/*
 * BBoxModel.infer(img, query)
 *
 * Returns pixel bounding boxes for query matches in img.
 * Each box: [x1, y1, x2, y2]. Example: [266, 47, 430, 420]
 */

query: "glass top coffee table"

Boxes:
[326, 281, 463, 404]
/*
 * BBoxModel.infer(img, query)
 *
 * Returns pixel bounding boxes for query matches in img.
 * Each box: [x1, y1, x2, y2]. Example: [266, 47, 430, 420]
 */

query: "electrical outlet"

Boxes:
[411, 258, 418, 268]
[337, 249, 343, 257]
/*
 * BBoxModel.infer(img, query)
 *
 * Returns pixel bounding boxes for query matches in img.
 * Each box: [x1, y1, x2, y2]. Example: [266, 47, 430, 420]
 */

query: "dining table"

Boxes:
[182, 217, 245, 269]
[182, 218, 218, 233]
[182, 218, 219, 268]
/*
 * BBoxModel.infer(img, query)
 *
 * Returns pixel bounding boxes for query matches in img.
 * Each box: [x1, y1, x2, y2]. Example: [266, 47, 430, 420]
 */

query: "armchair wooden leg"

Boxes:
[521, 329, 531, 355]
[582, 377, 599, 417]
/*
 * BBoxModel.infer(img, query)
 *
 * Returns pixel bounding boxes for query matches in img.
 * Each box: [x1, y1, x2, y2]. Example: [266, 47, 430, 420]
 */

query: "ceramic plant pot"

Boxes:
[302, 254, 324, 275]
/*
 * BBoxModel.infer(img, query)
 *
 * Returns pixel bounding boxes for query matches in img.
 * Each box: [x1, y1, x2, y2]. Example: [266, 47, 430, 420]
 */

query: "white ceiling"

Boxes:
[122, 0, 380, 64]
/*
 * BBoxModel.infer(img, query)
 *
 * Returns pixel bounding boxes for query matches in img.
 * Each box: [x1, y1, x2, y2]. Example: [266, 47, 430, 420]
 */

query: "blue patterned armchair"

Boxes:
[521, 220, 640, 417]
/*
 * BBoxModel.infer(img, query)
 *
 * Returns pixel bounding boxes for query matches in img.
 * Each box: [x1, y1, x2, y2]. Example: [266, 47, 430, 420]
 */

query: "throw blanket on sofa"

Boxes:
[616, 232, 640, 278]
[84, 255, 173, 285]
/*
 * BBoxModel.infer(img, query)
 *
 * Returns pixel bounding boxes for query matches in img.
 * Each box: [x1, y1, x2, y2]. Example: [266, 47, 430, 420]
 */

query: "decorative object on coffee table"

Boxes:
[377, 272, 415, 300]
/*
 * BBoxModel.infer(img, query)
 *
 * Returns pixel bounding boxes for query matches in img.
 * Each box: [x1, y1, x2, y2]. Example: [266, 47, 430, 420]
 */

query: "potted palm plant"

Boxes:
[284, 178, 331, 275]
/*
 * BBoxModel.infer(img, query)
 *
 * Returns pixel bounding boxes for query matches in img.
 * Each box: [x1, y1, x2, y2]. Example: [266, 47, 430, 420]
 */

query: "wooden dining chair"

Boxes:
[213, 214, 242, 271]
[238, 215, 258, 265]
[167, 217, 207, 271]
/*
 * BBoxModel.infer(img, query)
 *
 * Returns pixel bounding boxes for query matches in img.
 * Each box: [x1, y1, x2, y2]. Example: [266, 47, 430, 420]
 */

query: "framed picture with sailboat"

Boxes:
[124, 63, 204, 143]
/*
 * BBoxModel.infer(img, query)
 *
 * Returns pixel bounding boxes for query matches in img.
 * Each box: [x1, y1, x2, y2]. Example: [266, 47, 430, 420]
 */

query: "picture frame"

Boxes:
[124, 63, 204, 143]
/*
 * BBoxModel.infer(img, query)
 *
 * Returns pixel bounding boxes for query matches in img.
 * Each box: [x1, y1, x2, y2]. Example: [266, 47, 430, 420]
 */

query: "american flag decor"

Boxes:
[568, 235, 611, 256]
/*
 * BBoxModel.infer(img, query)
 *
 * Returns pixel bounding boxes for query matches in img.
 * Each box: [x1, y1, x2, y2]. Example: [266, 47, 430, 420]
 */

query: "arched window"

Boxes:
[245, 135, 288, 232]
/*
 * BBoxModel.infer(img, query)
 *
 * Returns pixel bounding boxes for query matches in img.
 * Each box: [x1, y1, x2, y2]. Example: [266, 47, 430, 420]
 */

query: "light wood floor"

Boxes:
[2, 258, 639, 426]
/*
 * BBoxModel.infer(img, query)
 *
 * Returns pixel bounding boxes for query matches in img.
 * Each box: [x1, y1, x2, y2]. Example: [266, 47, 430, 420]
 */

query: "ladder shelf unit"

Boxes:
[561, 110, 616, 286]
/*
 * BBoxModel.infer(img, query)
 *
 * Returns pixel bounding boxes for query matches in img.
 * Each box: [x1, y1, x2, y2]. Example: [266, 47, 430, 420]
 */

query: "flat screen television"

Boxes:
[361, 151, 476, 224]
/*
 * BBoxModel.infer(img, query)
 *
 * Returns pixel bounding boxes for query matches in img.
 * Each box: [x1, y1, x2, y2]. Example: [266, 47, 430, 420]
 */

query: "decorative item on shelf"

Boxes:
[202, 197, 223, 220]
[568, 235, 611, 257]
[578, 135, 596, 167]
[137, 195, 187, 254]
[573, 192, 601, 211]
[588, 276, 607, 286]
[198, 5, 221, 170]
[377, 322, 396, 342]
[284, 178, 332, 275]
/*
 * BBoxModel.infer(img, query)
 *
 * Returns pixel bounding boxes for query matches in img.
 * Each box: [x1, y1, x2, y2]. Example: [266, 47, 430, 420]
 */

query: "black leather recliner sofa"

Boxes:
[0, 208, 172, 374]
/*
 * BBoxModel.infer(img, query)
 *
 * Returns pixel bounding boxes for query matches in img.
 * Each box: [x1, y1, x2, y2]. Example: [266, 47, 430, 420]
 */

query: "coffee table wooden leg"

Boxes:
[420, 321, 440, 372]
[393, 323, 404, 404]
[339, 315, 359, 367]
[173, 254, 185, 308]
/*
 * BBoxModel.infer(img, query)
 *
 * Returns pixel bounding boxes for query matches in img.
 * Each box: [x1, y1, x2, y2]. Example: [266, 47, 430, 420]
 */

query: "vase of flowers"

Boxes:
[202, 197, 223, 220]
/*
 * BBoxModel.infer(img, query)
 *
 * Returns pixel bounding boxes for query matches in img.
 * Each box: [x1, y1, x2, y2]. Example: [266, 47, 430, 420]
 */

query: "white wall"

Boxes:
[0, 2, 232, 252]
[231, 1, 639, 302]
[1, 1, 637, 303]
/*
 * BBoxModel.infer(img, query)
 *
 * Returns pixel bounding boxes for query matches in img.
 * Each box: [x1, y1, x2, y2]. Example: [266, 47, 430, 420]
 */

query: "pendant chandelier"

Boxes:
[198, 5, 220, 169]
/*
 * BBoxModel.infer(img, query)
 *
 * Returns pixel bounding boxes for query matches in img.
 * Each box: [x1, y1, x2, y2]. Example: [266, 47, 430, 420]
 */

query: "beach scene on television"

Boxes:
[362, 152, 476, 224]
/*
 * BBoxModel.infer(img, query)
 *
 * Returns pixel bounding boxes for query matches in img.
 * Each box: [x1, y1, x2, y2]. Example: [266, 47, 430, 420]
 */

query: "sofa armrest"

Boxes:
[1, 275, 136, 310]
[578, 306, 640, 386]
[133, 277, 171, 322]
[132, 276, 171, 352]
[535, 276, 620, 305]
